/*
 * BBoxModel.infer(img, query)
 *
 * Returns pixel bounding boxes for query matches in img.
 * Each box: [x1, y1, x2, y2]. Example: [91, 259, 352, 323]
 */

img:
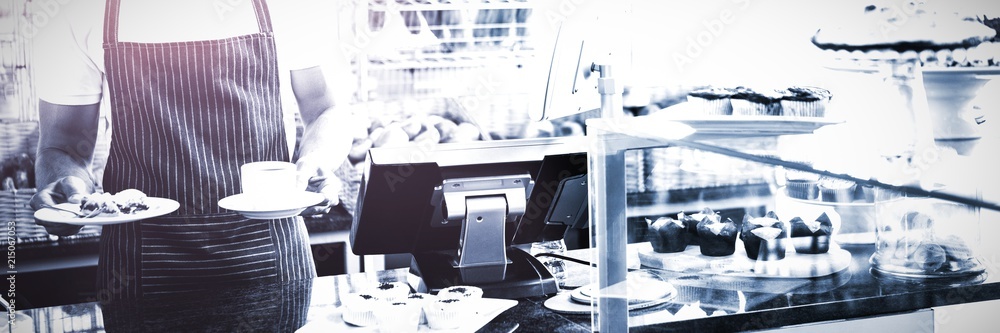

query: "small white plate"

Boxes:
[34, 197, 180, 226]
[218, 191, 325, 220]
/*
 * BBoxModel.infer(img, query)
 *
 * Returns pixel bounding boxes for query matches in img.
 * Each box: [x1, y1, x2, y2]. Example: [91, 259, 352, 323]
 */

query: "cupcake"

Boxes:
[646, 216, 688, 253]
[371, 281, 410, 302]
[730, 87, 783, 116]
[687, 87, 735, 115]
[779, 86, 832, 117]
[406, 293, 437, 325]
[696, 214, 739, 257]
[437, 285, 484, 300]
[818, 178, 857, 203]
[740, 212, 788, 261]
[790, 212, 834, 254]
[340, 293, 380, 327]
[424, 298, 469, 330]
[373, 300, 422, 333]
[784, 162, 821, 200]
[680, 208, 716, 246]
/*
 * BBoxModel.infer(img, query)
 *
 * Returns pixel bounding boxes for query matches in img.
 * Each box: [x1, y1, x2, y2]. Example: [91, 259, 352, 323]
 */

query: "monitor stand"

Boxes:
[412, 175, 559, 299]
[410, 247, 559, 299]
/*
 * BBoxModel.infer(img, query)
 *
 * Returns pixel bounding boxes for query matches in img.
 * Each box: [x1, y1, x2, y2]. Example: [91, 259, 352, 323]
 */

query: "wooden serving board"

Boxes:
[636, 241, 851, 278]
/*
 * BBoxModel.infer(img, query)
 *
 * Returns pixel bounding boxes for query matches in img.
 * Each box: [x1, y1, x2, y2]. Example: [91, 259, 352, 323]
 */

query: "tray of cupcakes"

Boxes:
[637, 208, 851, 279]
[646, 86, 842, 138]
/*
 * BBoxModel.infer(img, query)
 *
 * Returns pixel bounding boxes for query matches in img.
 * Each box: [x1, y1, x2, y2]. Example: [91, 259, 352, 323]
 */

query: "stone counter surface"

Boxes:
[9, 244, 1000, 332]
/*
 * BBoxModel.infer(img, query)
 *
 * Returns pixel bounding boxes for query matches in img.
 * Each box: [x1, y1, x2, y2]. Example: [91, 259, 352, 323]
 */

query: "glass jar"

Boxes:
[871, 186, 984, 279]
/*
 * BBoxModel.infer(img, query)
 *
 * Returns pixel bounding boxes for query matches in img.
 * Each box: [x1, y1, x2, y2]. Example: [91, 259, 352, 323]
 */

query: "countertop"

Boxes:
[11, 243, 1000, 332]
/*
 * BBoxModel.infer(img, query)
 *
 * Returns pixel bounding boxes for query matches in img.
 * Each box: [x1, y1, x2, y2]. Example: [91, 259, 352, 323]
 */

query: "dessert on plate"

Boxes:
[740, 212, 788, 261]
[696, 213, 739, 257]
[646, 216, 688, 253]
[790, 212, 835, 254]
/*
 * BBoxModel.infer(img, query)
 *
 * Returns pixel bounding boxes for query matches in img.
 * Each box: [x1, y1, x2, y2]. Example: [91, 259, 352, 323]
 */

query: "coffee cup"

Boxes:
[240, 161, 298, 199]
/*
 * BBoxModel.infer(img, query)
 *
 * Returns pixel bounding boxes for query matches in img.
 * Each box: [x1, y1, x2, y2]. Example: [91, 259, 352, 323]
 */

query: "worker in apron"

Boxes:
[30, 0, 353, 301]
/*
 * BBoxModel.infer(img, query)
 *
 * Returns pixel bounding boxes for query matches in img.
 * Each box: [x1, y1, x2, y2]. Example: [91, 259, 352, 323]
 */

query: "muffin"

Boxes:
[371, 281, 410, 302]
[437, 285, 484, 300]
[696, 214, 739, 257]
[680, 208, 716, 246]
[340, 293, 380, 327]
[646, 216, 688, 253]
[406, 293, 437, 325]
[730, 87, 783, 116]
[740, 212, 788, 261]
[424, 298, 469, 330]
[779, 86, 832, 117]
[784, 162, 821, 200]
[372, 300, 422, 333]
[687, 87, 736, 115]
[790, 212, 834, 254]
[818, 178, 857, 203]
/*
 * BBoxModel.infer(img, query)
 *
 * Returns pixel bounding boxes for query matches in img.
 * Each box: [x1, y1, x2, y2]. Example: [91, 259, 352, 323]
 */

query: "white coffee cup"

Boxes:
[240, 161, 298, 197]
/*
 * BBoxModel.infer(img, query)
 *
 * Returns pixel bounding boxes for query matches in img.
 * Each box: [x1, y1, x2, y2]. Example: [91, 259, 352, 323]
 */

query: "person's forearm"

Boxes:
[298, 107, 354, 169]
[36, 100, 100, 191]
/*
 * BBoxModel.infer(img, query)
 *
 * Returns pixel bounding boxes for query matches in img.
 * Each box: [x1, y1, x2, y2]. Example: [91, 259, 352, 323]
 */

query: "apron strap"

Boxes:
[251, 0, 275, 35]
[103, 0, 122, 45]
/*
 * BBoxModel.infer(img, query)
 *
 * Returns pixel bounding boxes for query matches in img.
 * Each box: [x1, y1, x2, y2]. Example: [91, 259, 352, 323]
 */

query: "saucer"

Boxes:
[218, 191, 325, 220]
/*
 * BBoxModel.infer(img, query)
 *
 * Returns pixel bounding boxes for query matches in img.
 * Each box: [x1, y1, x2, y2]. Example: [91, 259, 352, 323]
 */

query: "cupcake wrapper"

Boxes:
[731, 99, 781, 116]
[342, 309, 377, 327]
[425, 307, 465, 330]
[687, 96, 733, 115]
[780, 100, 827, 118]
[792, 235, 831, 254]
[785, 180, 819, 200]
[820, 185, 857, 203]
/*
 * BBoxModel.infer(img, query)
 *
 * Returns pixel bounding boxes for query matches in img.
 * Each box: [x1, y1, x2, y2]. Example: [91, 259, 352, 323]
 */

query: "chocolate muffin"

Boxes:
[740, 212, 788, 261]
[790, 212, 834, 254]
[647, 216, 688, 253]
[696, 214, 739, 257]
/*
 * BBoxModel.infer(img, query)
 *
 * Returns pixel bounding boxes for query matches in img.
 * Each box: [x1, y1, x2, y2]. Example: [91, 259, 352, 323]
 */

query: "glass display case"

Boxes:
[580, 82, 999, 331]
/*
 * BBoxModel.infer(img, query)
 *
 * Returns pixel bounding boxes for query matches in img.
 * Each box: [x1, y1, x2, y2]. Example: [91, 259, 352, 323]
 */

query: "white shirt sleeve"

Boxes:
[271, 0, 337, 71]
[32, 0, 106, 106]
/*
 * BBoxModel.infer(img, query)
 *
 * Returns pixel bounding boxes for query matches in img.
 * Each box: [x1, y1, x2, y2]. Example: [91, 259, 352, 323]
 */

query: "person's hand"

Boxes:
[296, 154, 341, 217]
[29, 176, 92, 236]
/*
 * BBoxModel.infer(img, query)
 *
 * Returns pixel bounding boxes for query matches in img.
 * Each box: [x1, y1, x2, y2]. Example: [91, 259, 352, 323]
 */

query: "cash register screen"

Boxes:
[349, 137, 587, 298]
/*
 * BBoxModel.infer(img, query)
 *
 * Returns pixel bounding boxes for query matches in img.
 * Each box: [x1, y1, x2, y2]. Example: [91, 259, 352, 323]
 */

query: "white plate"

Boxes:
[218, 191, 325, 220]
[34, 197, 180, 226]
[295, 298, 518, 333]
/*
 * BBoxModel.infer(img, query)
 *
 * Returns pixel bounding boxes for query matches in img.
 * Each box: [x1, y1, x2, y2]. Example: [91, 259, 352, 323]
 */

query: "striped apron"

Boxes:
[98, 0, 316, 300]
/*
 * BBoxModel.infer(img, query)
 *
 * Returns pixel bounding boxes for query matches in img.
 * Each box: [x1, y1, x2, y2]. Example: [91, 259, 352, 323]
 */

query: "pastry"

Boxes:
[687, 87, 735, 115]
[790, 212, 834, 254]
[679, 209, 713, 246]
[818, 178, 857, 203]
[811, 4, 995, 53]
[371, 281, 410, 302]
[423, 298, 468, 330]
[437, 285, 483, 300]
[696, 213, 738, 257]
[740, 212, 788, 261]
[406, 293, 437, 325]
[79, 189, 151, 217]
[779, 86, 832, 118]
[340, 293, 380, 327]
[812, 3, 997, 68]
[646, 216, 687, 253]
[730, 87, 783, 116]
[372, 300, 422, 332]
